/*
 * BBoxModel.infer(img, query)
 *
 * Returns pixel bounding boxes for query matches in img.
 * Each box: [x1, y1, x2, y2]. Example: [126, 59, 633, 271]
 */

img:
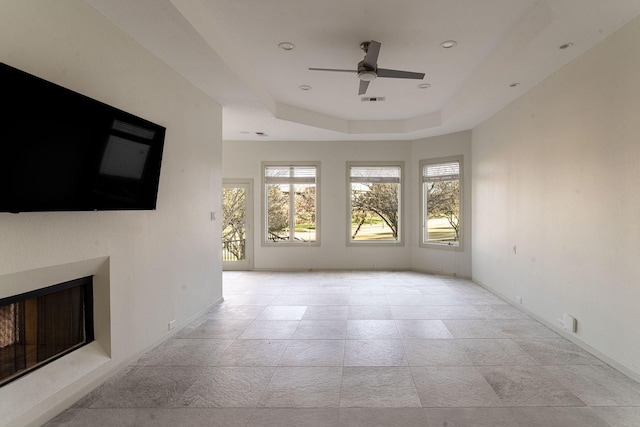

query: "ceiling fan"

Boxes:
[309, 40, 425, 95]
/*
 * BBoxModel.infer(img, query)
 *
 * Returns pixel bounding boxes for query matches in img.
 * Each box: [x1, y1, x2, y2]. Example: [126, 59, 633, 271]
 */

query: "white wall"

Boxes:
[472, 15, 640, 379]
[0, 1, 223, 425]
[223, 136, 471, 275]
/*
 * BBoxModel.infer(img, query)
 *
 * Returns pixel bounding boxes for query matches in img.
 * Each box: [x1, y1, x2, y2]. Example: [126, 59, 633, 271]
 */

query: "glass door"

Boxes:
[222, 179, 253, 270]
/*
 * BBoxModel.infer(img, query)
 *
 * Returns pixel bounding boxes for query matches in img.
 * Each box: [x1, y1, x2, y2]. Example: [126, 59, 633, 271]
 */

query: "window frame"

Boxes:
[346, 161, 404, 246]
[261, 161, 320, 246]
[419, 155, 463, 250]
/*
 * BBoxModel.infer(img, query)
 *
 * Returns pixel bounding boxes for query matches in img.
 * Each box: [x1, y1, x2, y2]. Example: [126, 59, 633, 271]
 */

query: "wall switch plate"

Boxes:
[168, 319, 176, 331]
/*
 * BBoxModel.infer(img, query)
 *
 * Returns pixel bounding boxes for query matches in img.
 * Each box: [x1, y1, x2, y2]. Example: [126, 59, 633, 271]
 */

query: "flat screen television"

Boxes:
[0, 63, 166, 212]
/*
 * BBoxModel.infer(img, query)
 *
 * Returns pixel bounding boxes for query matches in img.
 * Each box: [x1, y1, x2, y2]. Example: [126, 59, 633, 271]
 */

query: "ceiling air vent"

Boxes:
[361, 96, 386, 102]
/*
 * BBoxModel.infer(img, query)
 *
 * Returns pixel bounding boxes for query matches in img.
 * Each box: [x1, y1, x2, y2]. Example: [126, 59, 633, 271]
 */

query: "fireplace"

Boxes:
[0, 276, 94, 387]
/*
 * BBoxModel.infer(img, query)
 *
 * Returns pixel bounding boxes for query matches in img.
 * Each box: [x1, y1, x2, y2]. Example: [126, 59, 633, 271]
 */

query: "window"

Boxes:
[348, 162, 403, 244]
[421, 157, 462, 248]
[263, 163, 319, 244]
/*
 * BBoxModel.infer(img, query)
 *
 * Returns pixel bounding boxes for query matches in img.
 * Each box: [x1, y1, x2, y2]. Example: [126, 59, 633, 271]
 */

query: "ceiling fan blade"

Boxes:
[309, 67, 357, 73]
[362, 40, 381, 69]
[358, 80, 370, 95]
[377, 68, 425, 79]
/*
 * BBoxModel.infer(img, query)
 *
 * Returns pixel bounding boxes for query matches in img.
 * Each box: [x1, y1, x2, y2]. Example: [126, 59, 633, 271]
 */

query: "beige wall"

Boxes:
[472, 15, 640, 380]
[0, 1, 223, 425]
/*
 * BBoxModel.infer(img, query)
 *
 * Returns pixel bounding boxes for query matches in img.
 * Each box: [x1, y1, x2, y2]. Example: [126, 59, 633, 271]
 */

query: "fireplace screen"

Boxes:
[0, 276, 93, 386]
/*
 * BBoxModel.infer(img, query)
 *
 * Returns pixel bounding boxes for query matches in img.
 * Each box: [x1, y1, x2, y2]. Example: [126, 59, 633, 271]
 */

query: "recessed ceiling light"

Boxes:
[418, 83, 431, 89]
[440, 40, 457, 49]
[510, 82, 520, 88]
[559, 42, 573, 50]
[298, 84, 312, 91]
[278, 41, 295, 51]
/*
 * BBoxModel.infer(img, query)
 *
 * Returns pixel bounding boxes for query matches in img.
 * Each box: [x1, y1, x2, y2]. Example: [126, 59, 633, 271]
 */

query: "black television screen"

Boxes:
[0, 63, 166, 212]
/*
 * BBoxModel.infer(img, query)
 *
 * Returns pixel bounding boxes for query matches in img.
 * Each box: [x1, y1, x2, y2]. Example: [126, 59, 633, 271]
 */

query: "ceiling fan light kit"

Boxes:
[309, 40, 425, 95]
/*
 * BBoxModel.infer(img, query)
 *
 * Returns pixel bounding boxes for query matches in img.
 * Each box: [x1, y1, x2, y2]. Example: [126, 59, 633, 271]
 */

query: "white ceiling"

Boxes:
[84, 0, 640, 141]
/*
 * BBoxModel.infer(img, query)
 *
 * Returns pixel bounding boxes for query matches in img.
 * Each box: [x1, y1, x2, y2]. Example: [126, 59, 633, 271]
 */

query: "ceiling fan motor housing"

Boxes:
[357, 60, 377, 81]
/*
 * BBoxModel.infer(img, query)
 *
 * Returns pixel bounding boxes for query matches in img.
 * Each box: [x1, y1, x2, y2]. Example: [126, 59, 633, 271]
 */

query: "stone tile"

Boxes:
[544, 364, 640, 406]
[386, 295, 431, 305]
[417, 286, 459, 296]
[383, 287, 423, 295]
[181, 367, 275, 407]
[302, 306, 349, 320]
[442, 320, 508, 338]
[411, 366, 502, 407]
[259, 367, 343, 408]
[173, 318, 208, 338]
[222, 294, 276, 306]
[492, 319, 559, 338]
[292, 320, 348, 339]
[348, 305, 394, 320]
[514, 339, 604, 365]
[456, 339, 538, 365]
[338, 408, 429, 426]
[423, 408, 519, 427]
[344, 340, 408, 366]
[214, 340, 289, 366]
[349, 286, 388, 295]
[592, 407, 640, 427]
[395, 320, 454, 339]
[238, 320, 300, 340]
[403, 339, 472, 366]
[279, 340, 345, 367]
[248, 408, 340, 427]
[136, 339, 233, 366]
[78, 366, 201, 408]
[256, 305, 308, 320]
[45, 408, 255, 427]
[347, 320, 399, 339]
[479, 304, 532, 319]
[391, 305, 485, 320]
[184, 320, 253, 340]
[340, 367, 421, 407]
[348, 295, 390, 306]
[205, 305, 267, 320]
[510, 407, 610, 427]
[284, 286, 350, 295]
[271, 295, 350, 306]
[478, 365, 585, 407]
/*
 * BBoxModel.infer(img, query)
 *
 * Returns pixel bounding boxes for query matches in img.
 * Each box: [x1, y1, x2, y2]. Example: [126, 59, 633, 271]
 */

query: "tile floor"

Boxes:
[47, 271, 640, 426]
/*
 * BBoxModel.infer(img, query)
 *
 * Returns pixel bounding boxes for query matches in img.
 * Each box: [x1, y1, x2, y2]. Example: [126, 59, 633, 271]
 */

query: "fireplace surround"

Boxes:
[0, 257, 111, 424]
[0, 276, 94, 386]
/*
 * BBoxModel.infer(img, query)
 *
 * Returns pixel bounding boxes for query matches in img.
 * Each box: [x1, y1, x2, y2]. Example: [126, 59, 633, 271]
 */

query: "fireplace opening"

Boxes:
[0, 276, 94, 387]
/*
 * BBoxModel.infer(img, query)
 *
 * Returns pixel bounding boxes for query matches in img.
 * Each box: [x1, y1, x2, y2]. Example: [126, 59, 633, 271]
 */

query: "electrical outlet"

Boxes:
[168, 319, 176, 331]
[562, 314, 577, 332]
[516, 296, 522, 304]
